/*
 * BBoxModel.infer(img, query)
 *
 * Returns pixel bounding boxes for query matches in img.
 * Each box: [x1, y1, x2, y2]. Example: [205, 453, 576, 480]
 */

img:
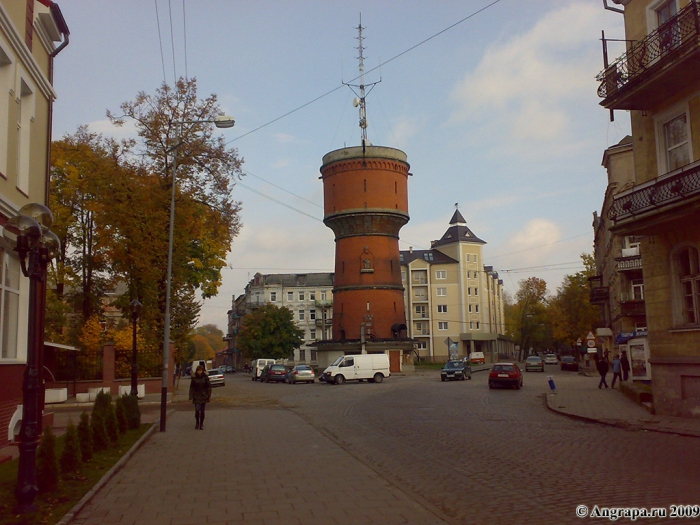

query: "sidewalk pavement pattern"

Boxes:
[544, 371, 700, 438]
[65, 408, 451, 525]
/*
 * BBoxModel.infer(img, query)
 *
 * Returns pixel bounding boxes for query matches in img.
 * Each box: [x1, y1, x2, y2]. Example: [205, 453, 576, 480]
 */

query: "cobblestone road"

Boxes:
[220, 369, 700, 525]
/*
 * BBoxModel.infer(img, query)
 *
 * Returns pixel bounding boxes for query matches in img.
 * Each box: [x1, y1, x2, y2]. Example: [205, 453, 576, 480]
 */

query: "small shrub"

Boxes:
[122, 394, 141, 430]
[60, 419, 82, 474]
[105, 404, 119, 445]
[93, 390, 112, 419]
[91, 411, 108, 452]
[115, 397, 128, 434]
[37, 426, 59, 492]
[77, 411, 93, 462]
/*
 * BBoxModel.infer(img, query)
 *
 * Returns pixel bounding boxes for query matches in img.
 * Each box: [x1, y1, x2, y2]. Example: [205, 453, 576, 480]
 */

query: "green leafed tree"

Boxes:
[238, 304, 304, 361]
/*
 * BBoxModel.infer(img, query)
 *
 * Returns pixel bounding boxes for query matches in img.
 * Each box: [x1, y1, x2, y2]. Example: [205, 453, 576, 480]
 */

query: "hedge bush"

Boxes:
[60, 419, 82, 473]
[37, 426, 59, 492]
[78, 411, 93, 461]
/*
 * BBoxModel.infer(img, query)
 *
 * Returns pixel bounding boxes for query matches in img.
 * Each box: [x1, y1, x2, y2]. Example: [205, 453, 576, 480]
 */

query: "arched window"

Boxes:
[672, 244, 700, 325]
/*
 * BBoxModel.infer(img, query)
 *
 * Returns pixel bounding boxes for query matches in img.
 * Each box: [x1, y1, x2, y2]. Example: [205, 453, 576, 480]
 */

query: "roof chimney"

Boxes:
[409, 246, 413, 254]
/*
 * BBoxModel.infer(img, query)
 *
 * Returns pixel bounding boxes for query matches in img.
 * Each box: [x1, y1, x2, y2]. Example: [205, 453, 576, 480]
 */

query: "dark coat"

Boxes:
[620, 354, 631, 372]
[189, 374, 212, 404]
[597, 359, 609, 376]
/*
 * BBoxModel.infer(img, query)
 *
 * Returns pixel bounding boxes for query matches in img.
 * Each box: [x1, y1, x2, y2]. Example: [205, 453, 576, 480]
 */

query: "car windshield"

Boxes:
[271, 365, 285, 371]
[526, 357, 541, 362]
[208, 370, 220, 376]
[563, 356, 574, 362]
[296, 366, 312, 371]
[445, 362, 461, 369]
[493, 365, 515, 372]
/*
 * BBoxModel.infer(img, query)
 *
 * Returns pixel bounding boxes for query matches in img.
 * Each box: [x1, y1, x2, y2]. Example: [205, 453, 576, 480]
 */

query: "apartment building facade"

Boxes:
[0, 0, 68, 448]
[592, 136, 651, 380]
[598, 0, 700, 416]
[401, 210, 510, 362]
[239, 273, 334, 364]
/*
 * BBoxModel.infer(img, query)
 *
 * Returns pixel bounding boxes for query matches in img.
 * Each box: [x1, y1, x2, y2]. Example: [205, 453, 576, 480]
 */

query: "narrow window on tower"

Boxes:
[342, 261, 345, 274]
[364, 179, 367, 191]
[394, 302, 396, 311]
[395, 181, 397, 193]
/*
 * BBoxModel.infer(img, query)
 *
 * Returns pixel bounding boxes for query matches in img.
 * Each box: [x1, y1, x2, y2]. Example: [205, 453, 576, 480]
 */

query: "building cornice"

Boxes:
[0, 3, 56, 101]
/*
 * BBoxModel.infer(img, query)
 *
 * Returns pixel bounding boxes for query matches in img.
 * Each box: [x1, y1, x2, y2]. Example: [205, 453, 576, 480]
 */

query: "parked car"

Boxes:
[441, 360, 472, 381]
[287, 364, 315, 384]
[544, 354, 558, 365]
[525, 356, 544, 372]
[560, 355, 579, 372]
[322, 354, 390, 385]
[260, 364, 288, 383]
[251, 359, 277, 381]
[207, 368, 225, 387]
[488, 363, 523, 390]
[468, 351, 485, 365]
[220, 365, 235, 374]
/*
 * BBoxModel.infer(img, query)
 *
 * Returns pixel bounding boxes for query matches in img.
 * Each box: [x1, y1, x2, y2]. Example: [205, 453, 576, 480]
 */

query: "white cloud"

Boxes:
[449, 1, 610, 154]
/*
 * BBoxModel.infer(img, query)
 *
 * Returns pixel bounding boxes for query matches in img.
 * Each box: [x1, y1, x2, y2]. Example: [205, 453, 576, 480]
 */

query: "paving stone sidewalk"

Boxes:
[64, 409, 451, 525]
[544, 371, 700, 438]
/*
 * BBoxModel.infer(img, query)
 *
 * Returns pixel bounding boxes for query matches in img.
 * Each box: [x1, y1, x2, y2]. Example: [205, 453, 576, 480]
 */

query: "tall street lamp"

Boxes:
[2, 203, 60, 513]
[160, 115, 235, 432]
[129, 299, 142, 397]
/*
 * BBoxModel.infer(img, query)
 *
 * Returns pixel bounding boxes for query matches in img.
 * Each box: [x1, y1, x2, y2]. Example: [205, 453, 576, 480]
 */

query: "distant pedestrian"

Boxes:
[611, 354, 622, 388]
[621, 351, 631, 382]
[597, 357, 609, 389]
[189, 365, 212, 430]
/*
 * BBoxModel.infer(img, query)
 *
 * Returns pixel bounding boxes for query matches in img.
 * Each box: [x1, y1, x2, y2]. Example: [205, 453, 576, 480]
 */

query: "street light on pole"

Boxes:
[129, 299, 142, 397]
[3, 203, 60, 513]
[160, 115, 235, 432]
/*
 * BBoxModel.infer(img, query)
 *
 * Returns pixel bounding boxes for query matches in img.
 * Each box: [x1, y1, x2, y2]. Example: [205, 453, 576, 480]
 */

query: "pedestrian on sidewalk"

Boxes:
[621, 350, 630, 381]
[597, 356, 609, 389]
[189, 365, 212, 430]
[611, 354, 622, 388]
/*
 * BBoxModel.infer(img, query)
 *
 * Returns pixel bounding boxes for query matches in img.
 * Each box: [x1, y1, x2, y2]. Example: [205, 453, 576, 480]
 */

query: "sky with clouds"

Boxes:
[51, 0, 630, 332]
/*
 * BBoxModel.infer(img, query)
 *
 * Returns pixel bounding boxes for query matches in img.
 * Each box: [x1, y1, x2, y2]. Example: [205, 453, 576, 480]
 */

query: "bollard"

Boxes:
[547, 375, 556, 394]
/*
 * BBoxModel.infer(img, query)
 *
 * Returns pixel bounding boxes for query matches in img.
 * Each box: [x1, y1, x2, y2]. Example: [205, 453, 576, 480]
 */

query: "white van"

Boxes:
[251, 359, 276, 381]
[190, 360, 209, 376]
[322, 354, 390, 385]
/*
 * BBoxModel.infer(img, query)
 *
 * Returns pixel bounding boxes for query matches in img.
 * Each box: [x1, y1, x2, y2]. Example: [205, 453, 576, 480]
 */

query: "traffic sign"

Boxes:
[587, 340, 596, 348]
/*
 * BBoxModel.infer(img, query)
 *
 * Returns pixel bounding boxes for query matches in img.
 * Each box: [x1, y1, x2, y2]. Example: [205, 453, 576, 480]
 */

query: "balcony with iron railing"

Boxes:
[615, 255, 642, 271]
[596, 1, 700, 110]
[619, 298, 646, 317]
[608, 159, 700, 223]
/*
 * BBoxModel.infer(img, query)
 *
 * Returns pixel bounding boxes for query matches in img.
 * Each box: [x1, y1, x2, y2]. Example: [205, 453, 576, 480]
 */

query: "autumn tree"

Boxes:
[513, 277, 550, 360]
[237, 305, 304, 361]
[107, 77, 244, 356]
[549, 253, 600, 357]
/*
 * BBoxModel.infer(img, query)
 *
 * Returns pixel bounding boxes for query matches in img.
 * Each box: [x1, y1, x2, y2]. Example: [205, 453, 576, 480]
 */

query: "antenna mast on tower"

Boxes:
[344, 13, 381, 152]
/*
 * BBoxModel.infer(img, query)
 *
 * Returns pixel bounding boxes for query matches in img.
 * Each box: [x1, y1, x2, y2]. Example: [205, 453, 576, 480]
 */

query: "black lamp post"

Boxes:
[129, 299, 142, 397]
[3, 203, 59, 513]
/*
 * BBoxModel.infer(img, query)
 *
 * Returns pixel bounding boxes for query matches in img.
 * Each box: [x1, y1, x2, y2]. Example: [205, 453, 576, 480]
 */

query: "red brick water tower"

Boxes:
[318, 146, 414, 369]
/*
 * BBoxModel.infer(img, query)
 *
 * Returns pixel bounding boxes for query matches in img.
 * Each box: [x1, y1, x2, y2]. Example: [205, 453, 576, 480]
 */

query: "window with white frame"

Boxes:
[475, 304, 479, 313]
[468, 304, 472, 313]
[270, 291, 277, 302]
[416, 341, 427, 350]
[632, 279, 645, 301]
[437, 304, 447, 313]
[299, 291, 305, 301]
[468, 288, 471, 296]
[438, 322, 448, 330]
[298, 310, 305, 321]
[17, 77, 35, 194]
[310, 329, 316, 340]
[435, 270, 446, 279]
[299, 349, 306, 361]
[415, 305, 426, 318]
[287, 291, 294, 301]
[320, 291, 327, 300]
[469, 321, 474, 330]
[674, 245, 700, 325]
[309, 291, 316, 301]
[656, 103, 692, 175]
[476, 322, 480, 330]
[310, 309, 316, 320]
[0, 44, 13, 177]
[436, 287, 446, 297]
[1, 249, 20, 359]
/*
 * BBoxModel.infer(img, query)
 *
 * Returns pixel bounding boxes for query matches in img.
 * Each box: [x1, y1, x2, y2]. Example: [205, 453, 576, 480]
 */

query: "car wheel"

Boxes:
[335, 375, 345, 385]
[468, 373, 472, 380]
[251, 376, 255, 381]
[514, 382, 520, 390]
[373, 373, 384, 384]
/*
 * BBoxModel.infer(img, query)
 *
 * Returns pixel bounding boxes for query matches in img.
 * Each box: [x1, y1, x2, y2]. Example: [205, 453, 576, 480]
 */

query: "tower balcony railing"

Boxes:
[596, 1, 700, 110]
[608, 159, 700, 221]
[615, 255, 642, 271]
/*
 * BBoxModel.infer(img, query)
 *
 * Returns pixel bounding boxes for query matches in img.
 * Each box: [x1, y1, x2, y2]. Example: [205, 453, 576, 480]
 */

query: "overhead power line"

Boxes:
[225, 0, 503, 145]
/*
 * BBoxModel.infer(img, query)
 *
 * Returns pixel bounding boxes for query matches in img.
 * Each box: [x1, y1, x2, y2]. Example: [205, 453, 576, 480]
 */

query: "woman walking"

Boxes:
[189, 365, 212, 430]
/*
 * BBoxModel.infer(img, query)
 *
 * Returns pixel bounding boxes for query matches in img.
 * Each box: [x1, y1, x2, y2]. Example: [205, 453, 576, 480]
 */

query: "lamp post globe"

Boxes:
[130, 299, 142, 397]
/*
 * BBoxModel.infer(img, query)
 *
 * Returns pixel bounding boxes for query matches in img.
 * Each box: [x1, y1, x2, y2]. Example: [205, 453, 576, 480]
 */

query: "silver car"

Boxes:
[287, 364, 315, 384]
[207, 368, 225, 387]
